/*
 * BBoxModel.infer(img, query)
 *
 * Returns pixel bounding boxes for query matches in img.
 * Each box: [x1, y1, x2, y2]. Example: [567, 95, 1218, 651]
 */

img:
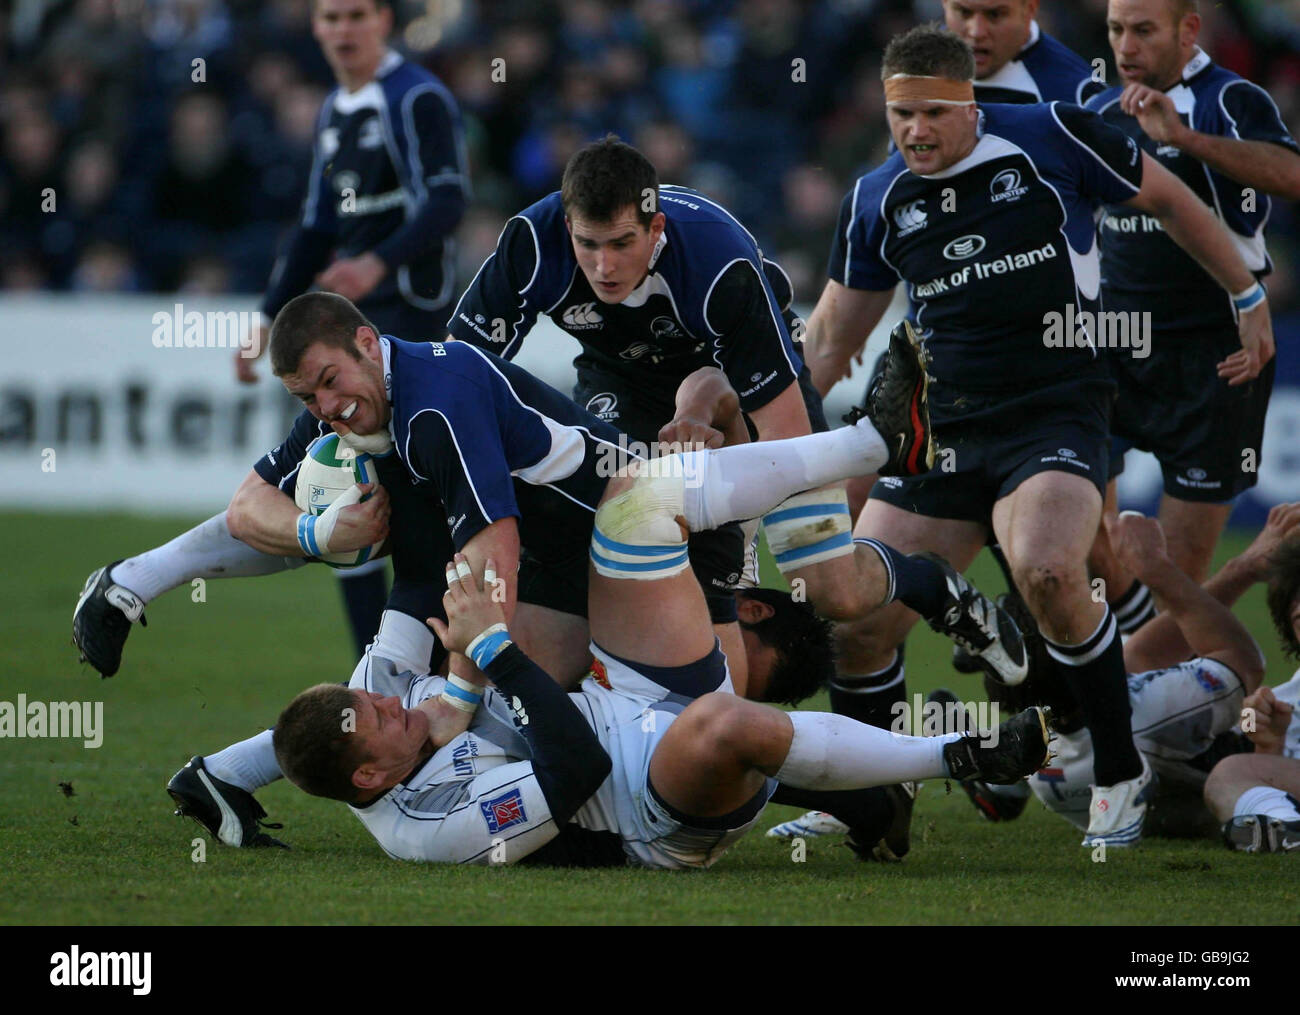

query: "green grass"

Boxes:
[2, 511, 1296, 925]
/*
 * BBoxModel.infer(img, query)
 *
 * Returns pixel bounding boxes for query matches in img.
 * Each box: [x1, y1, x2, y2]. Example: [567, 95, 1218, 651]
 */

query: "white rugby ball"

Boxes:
[294, 432, 385, 568]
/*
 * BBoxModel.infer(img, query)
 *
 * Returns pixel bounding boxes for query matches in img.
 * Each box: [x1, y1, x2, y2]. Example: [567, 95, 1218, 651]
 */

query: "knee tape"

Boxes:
[762, 489, 853, 574]
[591, 471, 691, 581]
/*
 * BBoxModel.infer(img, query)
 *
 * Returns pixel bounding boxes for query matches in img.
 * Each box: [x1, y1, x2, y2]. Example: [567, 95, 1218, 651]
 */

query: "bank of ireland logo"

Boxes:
[942, 234, 986, 260]
[562, 302, 604, 328]
[990, 169, 1028, 203]
[894, 199, 928, 236]
[586, 392, 619, 420]
[1187, 467, 1207, 481]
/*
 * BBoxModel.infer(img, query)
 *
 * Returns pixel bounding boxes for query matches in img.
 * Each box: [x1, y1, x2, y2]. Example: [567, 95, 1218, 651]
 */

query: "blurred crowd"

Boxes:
[3, 0, 1299, 309]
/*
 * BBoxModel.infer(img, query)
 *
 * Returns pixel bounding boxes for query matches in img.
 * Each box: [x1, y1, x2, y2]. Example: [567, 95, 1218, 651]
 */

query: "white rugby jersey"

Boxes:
[344, 612, 732, 866]
[1030, 656, 1244, 829]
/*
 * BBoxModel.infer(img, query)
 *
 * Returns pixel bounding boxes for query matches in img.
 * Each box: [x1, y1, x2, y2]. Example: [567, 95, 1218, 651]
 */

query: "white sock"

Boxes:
[679, 420, 887, 530]
[774, 711, 959, 790]
[205, 729, 282, 793]
[1233, 785, 1300, 822]
[109, 512, 303, 602]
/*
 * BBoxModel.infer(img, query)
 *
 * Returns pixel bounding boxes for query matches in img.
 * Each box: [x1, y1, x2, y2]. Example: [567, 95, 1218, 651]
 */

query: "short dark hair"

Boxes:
[561, 134, 659, 228]
[1266, 540, 1300, 659]
[882, 23, 975, 82]
[739, 587, 836, 706]
[273, 684, 372, 802]
[269, 292, 377, 377]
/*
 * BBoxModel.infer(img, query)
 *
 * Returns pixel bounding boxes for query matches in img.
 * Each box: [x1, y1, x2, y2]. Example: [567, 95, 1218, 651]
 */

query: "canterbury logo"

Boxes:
[894, 200, 927, 232]
[562, 302, 604, 327]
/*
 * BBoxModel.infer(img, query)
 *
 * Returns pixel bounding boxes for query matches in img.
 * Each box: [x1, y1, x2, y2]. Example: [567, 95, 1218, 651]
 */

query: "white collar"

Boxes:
[1180, 47, 1211, 83]
[1020, 19, 1041, 54]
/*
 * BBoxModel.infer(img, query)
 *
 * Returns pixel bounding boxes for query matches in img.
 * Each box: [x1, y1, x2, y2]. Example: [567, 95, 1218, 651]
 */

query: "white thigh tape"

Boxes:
[590, 472, 690, 581]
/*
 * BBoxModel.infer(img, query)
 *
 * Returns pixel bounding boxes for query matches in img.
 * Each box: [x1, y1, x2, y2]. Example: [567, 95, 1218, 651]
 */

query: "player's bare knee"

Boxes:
[682, 693, 754, 762]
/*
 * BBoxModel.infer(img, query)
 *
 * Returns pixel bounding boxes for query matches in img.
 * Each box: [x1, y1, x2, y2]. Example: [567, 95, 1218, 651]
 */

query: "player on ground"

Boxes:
[233, 0, 470, 656]
[801, 24, 1273, 848]
[1206, 528, 1300, 853]
[270, 442, 1052, 867]
[446, 137, 891, 682]
[75, 294, 1021, 848]
[1083, 0, 1300, 609]
[939, 509, 1279, 838]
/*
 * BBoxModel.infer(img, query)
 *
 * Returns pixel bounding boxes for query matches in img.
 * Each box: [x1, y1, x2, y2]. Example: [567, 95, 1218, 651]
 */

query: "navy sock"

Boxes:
[1045, 607, 1143, 786]
[829, 646, 905, 731]
[337, 567, 388, 658]
[855, 538, 948, 619]
[770, 784, 894, 839]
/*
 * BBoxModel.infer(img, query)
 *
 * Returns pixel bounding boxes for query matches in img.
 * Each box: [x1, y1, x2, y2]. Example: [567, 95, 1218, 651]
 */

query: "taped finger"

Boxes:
[456, 559, 472, 581]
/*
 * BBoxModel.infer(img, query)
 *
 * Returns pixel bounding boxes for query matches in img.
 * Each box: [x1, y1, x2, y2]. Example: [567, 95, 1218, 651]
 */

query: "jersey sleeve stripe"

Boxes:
[1048, 102, 1141, 194]
[843, 178, 861, 287]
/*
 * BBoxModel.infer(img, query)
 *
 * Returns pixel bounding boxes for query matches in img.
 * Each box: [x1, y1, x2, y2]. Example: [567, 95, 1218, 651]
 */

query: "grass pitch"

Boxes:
[2, 511, 1296, 925]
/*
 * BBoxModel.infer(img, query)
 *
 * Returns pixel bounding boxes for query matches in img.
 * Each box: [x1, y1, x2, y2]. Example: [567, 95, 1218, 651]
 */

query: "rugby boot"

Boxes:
[167, 756, 289, 849]
[844, 319, 936, 476]
[72, 561, 146, 678]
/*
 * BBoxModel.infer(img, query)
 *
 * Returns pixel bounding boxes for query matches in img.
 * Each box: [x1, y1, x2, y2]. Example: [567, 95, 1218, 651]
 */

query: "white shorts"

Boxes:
[570, 642, 771, 869]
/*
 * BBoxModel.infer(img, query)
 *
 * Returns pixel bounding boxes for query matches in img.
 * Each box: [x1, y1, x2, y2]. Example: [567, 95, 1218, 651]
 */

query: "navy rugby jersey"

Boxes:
[263, 50, 469, 322]
[1087, 48, 1298, 333]
[973, 20, 1104, 106]
[384, 337, 624, 551]
[829, 102, 1143, 419]
[447, 186, 803, 420]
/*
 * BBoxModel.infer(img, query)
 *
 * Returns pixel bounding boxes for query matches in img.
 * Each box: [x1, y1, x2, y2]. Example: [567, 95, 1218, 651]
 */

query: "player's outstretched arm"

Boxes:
[1123, 152, 1274, 385]
[226, 468, 390, 559]
[803, 281, 895, 397]
[1109, 512, 1265, 689]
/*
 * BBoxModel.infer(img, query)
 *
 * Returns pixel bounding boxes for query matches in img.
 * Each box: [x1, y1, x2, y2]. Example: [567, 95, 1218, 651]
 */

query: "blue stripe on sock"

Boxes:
[772, 531, 854, 566]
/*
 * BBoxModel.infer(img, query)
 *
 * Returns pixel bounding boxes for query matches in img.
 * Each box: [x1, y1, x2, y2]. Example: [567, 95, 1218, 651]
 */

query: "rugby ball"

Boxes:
[294, 433, 385, 568]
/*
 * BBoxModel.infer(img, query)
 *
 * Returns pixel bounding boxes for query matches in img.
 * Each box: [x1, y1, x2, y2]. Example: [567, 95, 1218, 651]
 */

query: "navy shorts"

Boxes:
[1109, 327, 1274, 503]
[870, 380, 1112, 524]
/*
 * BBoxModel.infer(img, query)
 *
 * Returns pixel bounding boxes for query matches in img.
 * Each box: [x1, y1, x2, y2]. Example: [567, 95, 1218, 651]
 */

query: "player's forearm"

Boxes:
[804, 307, 864, 397]
[675, 367, 741, 433]
[1138, 558, 1262, 672]
[747, 381, 812, 441]
[1200, 554, 1261, 611]
[1174, 132, 1300, 201]
[483, 644, 611, 824]
[227, 474, 309, 557]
